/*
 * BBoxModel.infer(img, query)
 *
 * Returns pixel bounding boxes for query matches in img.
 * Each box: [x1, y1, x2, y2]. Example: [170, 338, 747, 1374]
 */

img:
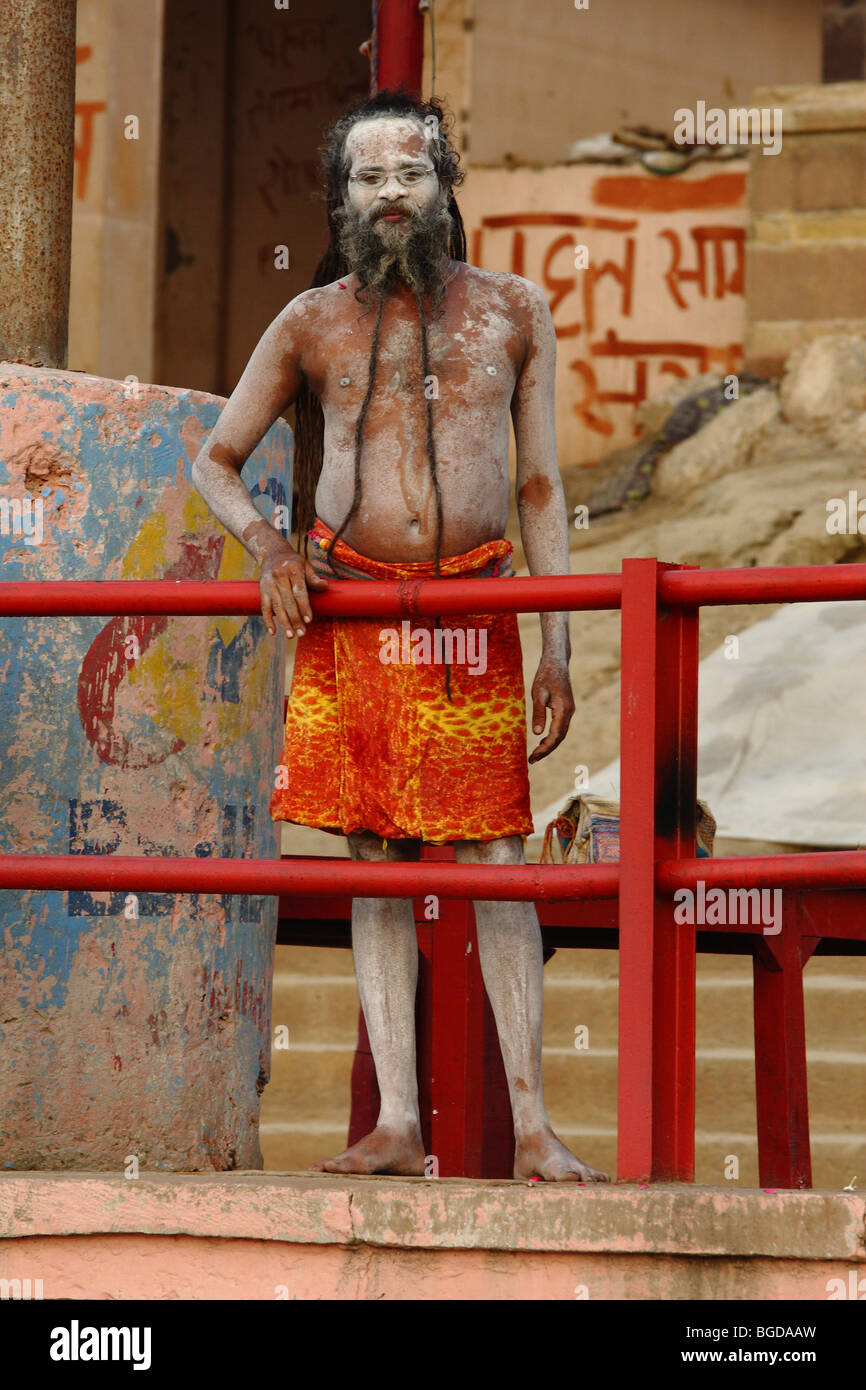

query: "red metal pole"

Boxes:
[347, 1010, 380, 1146]
[753, 909, 819, 1189]
[374, 0, 424, 96]
[4, 850, 866, 897]
[617, 559, 699, 1183]
[2, 560, 864, 620]
[651, 564, 699, 1182]
[618, 559, 659, 1182]
[0, 574, 622, 618]
[661, 564, 866, 606]
[425, 848, 484, 1176]
[0, 853, 618, 900]
[658, 852, 866, 891]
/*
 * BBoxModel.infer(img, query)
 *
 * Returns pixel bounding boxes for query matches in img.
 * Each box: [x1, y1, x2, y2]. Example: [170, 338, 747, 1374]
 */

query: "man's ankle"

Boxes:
[375, 1108, 421, 1129]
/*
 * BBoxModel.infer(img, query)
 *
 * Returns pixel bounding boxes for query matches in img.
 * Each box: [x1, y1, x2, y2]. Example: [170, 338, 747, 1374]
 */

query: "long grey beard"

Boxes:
[334, 197, 453, 312]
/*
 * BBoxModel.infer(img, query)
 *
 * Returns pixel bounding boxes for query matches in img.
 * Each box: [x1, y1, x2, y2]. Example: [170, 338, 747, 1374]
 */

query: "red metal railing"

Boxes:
[2, 559, 865, 1186]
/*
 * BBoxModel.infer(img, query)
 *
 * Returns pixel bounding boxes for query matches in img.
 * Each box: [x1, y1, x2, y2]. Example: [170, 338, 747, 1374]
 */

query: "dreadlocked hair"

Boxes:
[292, 87, 467, 702]
[414, 287, 452, 701]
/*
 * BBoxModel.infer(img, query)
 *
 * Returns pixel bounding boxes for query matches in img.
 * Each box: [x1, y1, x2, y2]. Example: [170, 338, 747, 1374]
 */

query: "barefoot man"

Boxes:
[192, 90, 608, 1183]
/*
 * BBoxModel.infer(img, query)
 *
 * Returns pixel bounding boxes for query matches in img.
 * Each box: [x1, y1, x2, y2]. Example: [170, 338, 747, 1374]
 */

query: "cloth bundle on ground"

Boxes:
[269, 516, 534, 843]
[540, 793, 717, 863]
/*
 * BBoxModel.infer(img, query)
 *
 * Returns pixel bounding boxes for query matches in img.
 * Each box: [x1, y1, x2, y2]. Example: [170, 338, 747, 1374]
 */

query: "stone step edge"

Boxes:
[0, 1173, 863, 1259]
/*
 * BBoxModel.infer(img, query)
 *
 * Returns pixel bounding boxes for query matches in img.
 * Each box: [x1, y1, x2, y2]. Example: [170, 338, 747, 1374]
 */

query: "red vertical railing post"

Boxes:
[618, 558, 658, 1180]
[421, 845, 486, 1176]
[753, 897, 818, 1189]
[618, 559, 699, 1181]
[653, 565, 700, 1181]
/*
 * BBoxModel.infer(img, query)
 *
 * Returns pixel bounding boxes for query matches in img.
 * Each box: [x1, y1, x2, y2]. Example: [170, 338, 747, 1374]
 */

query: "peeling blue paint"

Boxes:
[0, 371, 291, 1168]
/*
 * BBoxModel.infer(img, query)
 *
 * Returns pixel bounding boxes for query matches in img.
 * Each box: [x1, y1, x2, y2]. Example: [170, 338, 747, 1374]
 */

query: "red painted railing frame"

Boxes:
[1, 563, 866, 1188]
[618, 558, 700, 1183]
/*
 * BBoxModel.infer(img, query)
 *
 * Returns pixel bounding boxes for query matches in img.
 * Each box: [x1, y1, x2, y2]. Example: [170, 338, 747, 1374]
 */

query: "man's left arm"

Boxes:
[510, 279, 574, 764]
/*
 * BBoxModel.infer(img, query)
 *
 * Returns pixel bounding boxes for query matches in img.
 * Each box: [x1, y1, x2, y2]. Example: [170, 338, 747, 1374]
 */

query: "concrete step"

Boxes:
[538, 974, 866, 1051]
[267, 976, 866, 1057]
[270, 974, 360, 1044]
[267, 972, 866, 1094]
[260, 1123, 350, 1173]
[274, 945, 355, 977]
[263, 1045, 357, 1126]
[272, 954, 866, 1051]
[261, 1035, 866, 1138]
[542, 1050, 866, 1132]
[543, 949, 866, 985]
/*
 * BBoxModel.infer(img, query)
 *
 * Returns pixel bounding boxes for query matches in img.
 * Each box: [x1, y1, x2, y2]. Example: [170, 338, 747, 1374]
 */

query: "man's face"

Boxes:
[344, 117, 440, 230]
[336, 116, 453, 306]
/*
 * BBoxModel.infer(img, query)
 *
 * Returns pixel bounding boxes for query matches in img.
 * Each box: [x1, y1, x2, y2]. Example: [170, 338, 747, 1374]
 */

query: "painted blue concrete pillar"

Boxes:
[0, 365, 290, 1171]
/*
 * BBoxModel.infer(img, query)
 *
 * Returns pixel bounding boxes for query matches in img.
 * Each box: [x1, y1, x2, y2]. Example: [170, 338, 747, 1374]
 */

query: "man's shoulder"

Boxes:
[459, 268, 552, 366]
[460, 265, 550, 342]
[461, 264, 547, 308]
[280, 280, 345, 322]
[272, 282, 349, 359]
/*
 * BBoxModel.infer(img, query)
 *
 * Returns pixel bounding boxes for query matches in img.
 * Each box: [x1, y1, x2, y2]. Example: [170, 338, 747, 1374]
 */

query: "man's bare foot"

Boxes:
[309, 1123, 426, 1176]
[514, 1126, 610, 1182]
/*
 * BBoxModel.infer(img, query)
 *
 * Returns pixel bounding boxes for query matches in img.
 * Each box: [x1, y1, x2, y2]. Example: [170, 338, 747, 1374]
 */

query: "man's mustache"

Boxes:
[371, 204, 414, 221]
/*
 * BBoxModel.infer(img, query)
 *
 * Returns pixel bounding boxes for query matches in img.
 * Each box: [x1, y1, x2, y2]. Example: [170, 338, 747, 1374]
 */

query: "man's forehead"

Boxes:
[345, 117, 429, 167]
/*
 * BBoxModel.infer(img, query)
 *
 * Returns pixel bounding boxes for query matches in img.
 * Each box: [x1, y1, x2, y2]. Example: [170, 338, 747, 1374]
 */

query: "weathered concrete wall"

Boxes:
[424, 0, 821, 165]
[0, 1173, 862, 1299]
[0, 366, 291, 1171]
[70, 0, 164, 382]
[459, 161, 747, 465]
[154, 0, 231, 393]
[76, 0, 816, 403]
[746, 81, 866, 375]
[215, 0, 369, 394]
[72, 0, 370, 395]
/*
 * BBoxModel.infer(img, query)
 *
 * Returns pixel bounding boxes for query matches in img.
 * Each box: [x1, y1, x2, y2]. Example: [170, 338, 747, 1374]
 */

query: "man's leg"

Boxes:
[309, 830, 426, 1175]
[452, 834, 610, 1183]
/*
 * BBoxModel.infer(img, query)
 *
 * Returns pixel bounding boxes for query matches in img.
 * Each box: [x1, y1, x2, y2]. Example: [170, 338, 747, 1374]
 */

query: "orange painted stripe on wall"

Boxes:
[592, 170, 747, 213]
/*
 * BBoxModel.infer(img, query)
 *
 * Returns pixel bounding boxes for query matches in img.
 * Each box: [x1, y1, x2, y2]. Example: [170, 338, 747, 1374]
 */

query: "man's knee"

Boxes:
[347, 830, 423, 863]
[452, 834, 525, 866]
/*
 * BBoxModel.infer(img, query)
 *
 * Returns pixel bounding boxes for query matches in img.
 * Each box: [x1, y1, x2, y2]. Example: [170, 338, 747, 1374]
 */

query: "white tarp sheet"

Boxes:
[531, 600, 866, 848]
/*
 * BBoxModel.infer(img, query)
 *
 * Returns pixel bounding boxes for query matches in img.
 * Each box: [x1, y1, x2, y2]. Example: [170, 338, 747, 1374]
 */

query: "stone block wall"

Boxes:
[746, 81, 866, 376]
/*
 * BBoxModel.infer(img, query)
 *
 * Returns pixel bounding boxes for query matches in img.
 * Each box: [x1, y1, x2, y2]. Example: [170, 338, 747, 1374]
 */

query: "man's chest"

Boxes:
[304, 299, 525, 408]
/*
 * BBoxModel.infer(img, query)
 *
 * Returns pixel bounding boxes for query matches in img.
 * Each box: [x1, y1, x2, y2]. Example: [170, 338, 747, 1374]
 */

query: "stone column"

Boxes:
[0, 0, 77, 367]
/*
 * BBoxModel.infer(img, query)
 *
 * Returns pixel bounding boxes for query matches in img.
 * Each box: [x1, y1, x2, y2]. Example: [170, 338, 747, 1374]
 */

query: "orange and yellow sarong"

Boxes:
[269, 517, 533, 843]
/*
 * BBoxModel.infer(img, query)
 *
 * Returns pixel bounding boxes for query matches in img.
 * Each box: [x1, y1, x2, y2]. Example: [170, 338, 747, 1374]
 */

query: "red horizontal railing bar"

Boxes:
[0, 580, 261, 617]
[1, 562, 864, 619]
[658, 851, 866, 891]
[0, 854, 619, 901]
[0, 575, 621, 618]
[660, 563, 866, 606]
[3, 850, 866, 898]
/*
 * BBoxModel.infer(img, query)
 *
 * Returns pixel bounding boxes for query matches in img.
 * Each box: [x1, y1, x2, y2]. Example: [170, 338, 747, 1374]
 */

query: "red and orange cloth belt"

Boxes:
[268, 516, 534, 843]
